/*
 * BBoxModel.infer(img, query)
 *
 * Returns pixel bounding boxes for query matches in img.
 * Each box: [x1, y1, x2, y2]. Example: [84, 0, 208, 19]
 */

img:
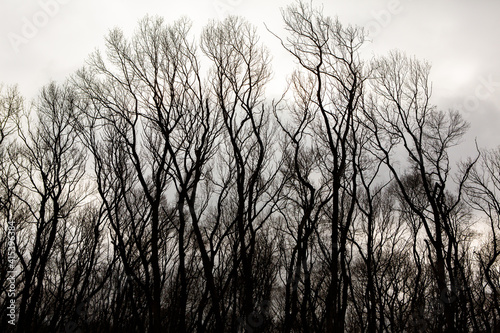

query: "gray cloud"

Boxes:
[1, 0, 498, 153]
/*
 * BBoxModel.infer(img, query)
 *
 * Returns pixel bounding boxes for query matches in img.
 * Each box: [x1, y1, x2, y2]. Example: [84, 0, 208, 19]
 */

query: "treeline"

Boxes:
[1, 2, 499, 332]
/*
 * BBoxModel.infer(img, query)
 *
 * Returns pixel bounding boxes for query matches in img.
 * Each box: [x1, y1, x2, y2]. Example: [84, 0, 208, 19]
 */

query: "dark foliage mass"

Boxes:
[1, 2, 499, 332]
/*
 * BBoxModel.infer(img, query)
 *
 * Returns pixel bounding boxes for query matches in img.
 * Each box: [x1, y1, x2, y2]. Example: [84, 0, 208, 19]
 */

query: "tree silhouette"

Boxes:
[1, 2, 498, 332]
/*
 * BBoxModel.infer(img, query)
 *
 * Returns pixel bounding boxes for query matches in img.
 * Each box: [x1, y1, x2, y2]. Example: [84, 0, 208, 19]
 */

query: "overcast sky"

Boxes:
[1, 0, 499, 154]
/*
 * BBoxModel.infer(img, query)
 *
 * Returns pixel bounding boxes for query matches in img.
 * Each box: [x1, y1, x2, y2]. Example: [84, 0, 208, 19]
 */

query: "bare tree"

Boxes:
[0, 84, 23, 331]
[201, 16, 281, 332]
[75, 15, 224, 332]
[9, 82, 88, 332]
[2, 5, 497, 332]
[272, 2, 366, 331]
[367, 50, 479, 332]
[464, 147, 500, 331]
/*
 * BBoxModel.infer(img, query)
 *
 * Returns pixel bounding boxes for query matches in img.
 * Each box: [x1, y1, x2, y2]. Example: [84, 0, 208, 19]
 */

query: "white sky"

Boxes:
[1, 0, 499, 153]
